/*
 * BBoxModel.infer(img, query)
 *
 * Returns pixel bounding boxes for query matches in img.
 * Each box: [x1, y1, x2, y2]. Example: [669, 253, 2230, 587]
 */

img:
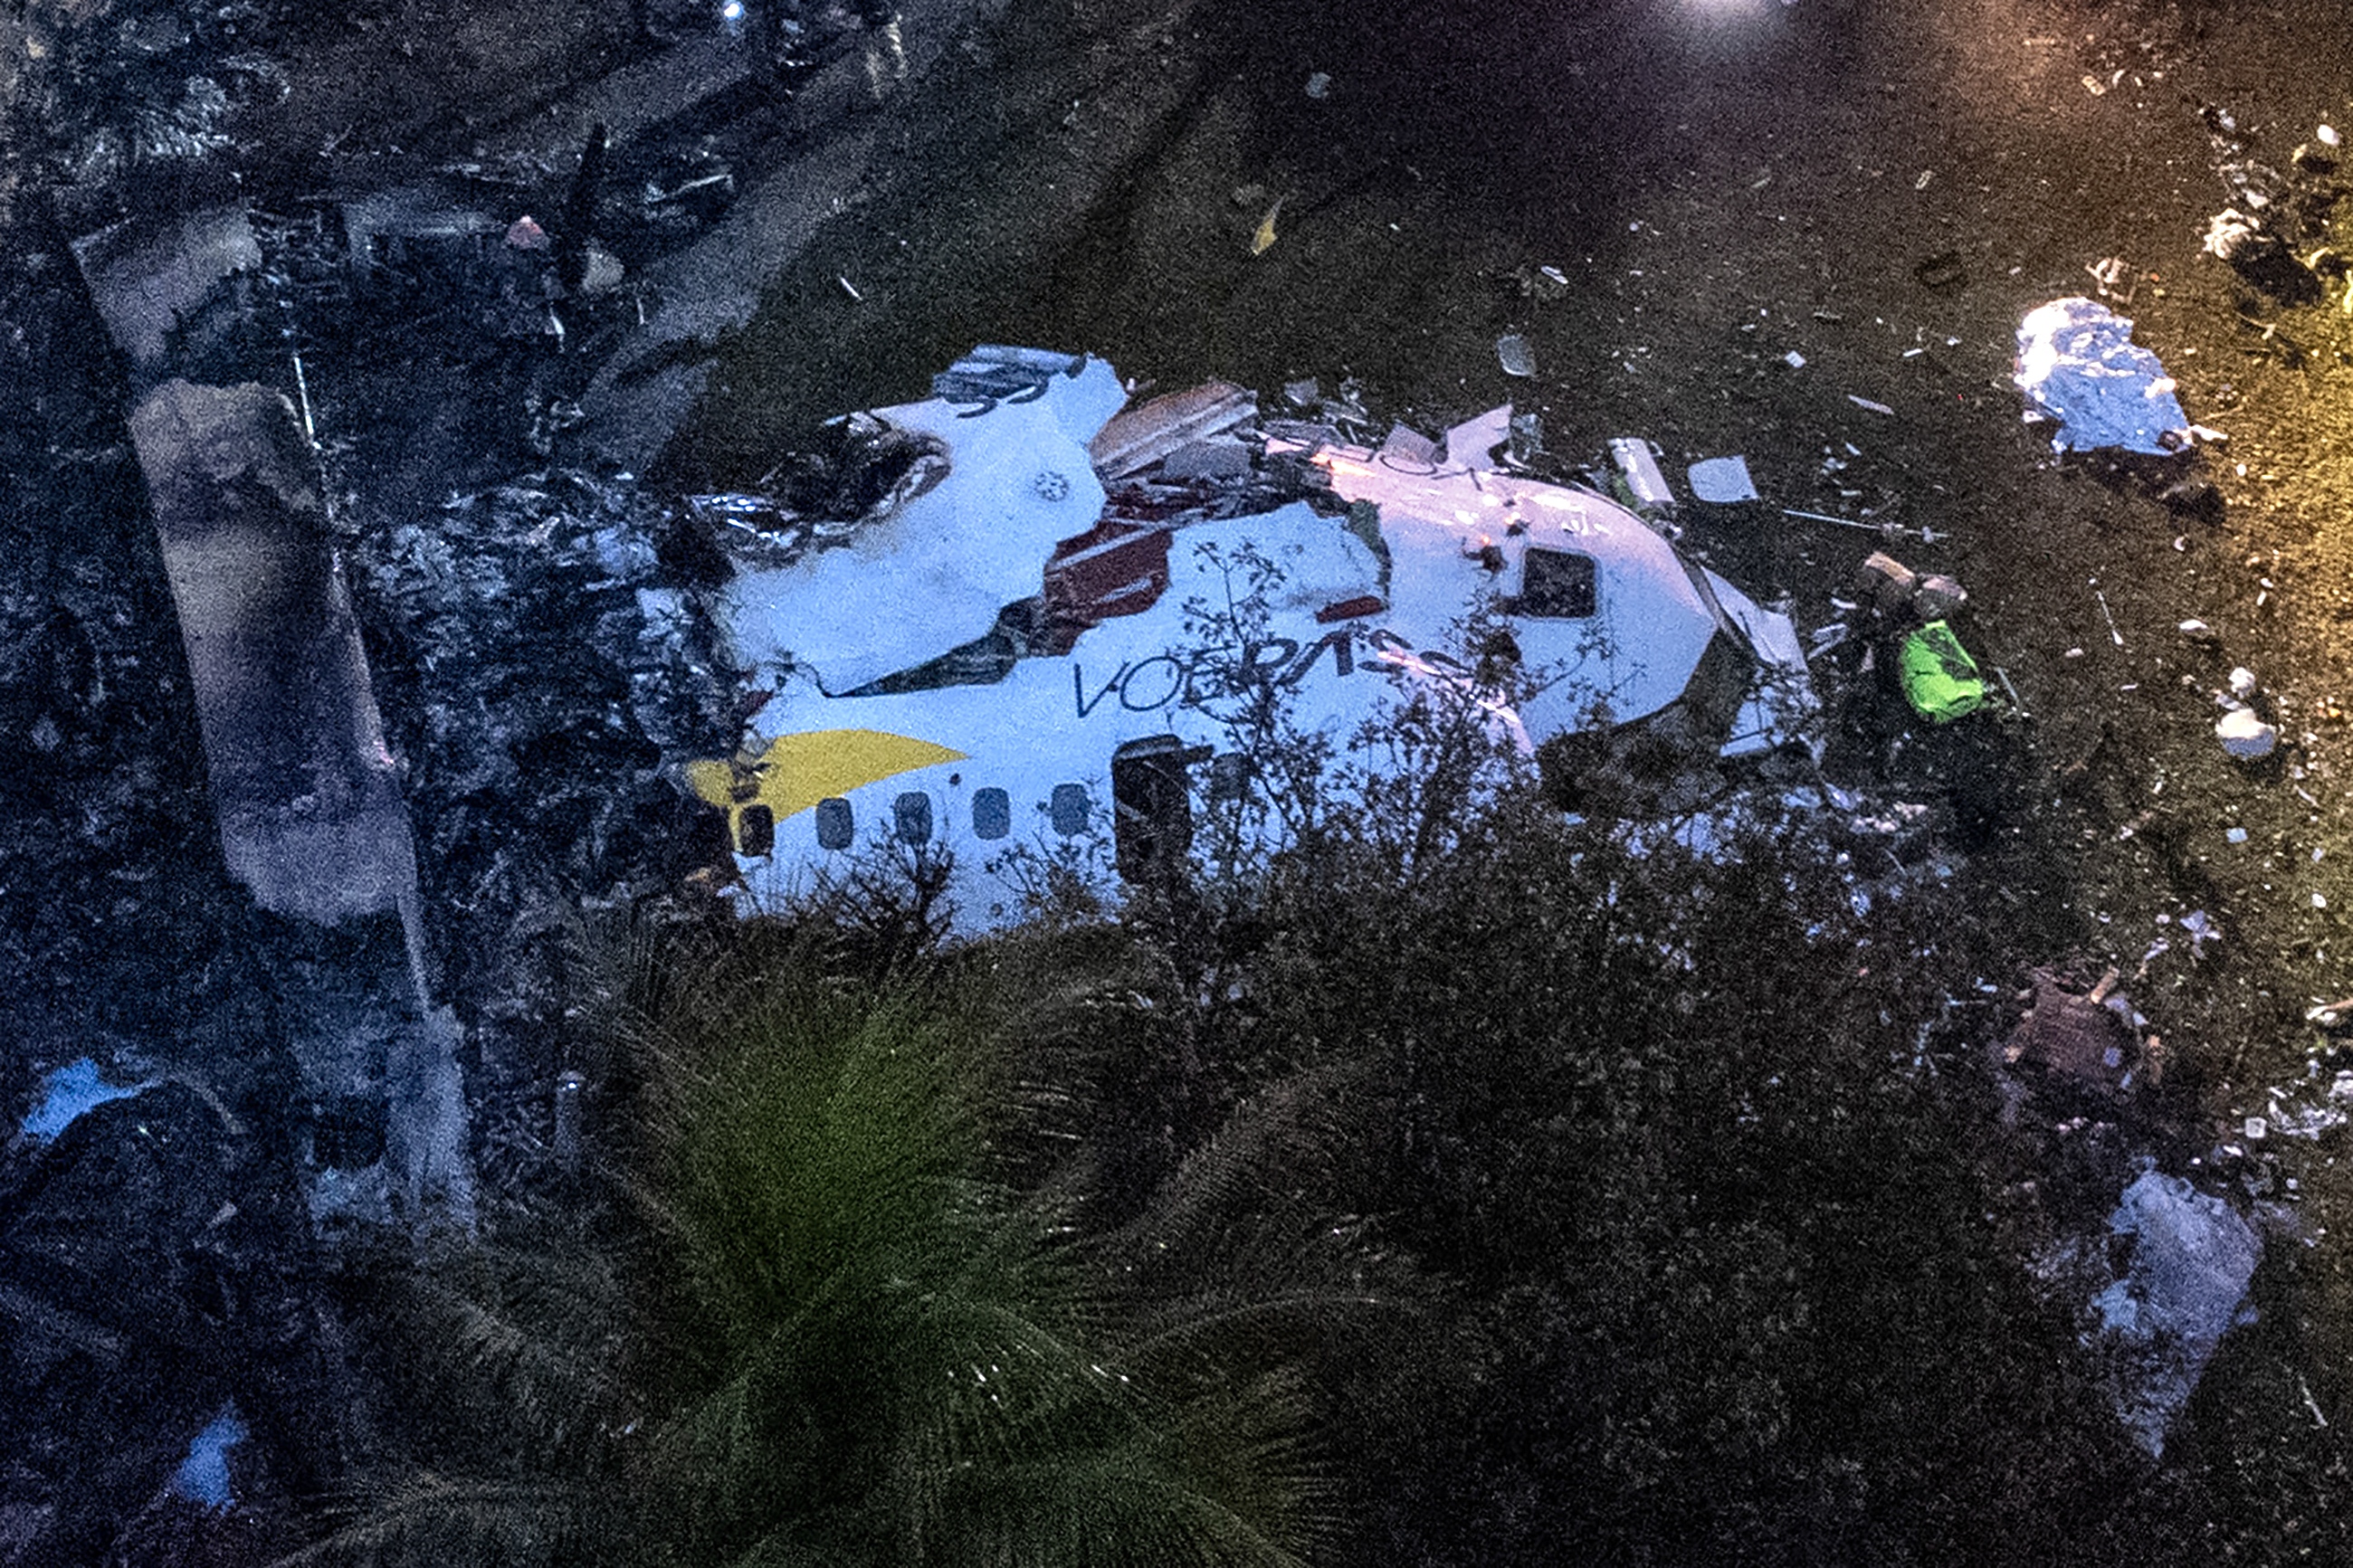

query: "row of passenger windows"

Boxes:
[801, 783, 1096, 852]
[729, 742, 1245, 864]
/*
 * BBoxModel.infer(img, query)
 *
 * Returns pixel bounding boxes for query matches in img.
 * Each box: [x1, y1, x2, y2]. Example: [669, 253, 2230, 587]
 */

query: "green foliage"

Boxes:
[1018, 570, 2186, 1565]
[283, 929, 1331, 1568]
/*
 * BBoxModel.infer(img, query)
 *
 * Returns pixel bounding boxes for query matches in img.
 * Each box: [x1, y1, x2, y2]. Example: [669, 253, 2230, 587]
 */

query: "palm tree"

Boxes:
[278, 925, 1332, 1568]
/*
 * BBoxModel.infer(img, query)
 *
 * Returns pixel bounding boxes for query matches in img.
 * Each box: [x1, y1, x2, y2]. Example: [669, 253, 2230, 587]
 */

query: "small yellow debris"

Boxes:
[1250, 195, 1286, 257]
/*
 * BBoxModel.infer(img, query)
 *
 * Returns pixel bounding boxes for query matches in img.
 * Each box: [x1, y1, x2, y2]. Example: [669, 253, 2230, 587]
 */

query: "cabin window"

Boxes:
[1112, 736, 1195, 882]
[894, 791, 933, 844]
[1520, 546, 1597, 619]
[1049, 783, 1091, 837]
[972, 787, 1011, 841]
[815, 796, 853, 851]
[735, 803, 775, 858]
[1207, 752, 1251, 803]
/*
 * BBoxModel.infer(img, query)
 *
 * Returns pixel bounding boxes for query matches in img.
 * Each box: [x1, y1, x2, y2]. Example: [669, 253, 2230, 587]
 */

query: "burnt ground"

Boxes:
[9, 0, 2353, 1550]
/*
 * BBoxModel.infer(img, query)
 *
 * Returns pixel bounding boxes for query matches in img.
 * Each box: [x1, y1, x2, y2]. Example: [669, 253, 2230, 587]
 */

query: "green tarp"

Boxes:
[1899, 619, 1986, 723]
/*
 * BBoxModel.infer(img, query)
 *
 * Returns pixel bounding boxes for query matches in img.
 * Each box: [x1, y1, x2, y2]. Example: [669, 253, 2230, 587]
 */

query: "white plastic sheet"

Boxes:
[2091, 1168, 2261, 1455]
[2015, 297, 2193, 454]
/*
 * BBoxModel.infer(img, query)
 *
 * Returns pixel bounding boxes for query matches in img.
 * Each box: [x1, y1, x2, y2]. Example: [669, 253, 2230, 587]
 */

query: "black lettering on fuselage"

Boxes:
[1075, 662, 1127, 717]
[1072, 627, 1411, 719]
[1237, 638, 1300, 686]
[1279, 628, 1354, 686]
[1118, 655, 1186, 711]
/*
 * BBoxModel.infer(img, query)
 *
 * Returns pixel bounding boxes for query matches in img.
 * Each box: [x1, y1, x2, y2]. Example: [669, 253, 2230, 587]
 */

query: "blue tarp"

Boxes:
[19, 1058, 154, 1142]
[171, 1405, 247, 1511]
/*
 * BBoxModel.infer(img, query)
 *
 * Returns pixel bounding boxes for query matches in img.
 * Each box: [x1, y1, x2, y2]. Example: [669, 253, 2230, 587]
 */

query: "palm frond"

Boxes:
[1103, 1062, 1369, 1270]
[388, 1243, 636, 1459]
[267, 1473, 614, 1568]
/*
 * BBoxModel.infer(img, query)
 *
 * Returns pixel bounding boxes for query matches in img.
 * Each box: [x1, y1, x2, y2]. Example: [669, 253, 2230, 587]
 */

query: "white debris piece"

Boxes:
[2091, 1168, 2261, 1456]
[1688, 455, 1760, 503]
[721, 356, 1122, 694]
[2215, 707, 2279, 759]
[1443, 404, 1513, 470]
[2015, 297, 2194, 454]
[1606, 437, 1675, 512]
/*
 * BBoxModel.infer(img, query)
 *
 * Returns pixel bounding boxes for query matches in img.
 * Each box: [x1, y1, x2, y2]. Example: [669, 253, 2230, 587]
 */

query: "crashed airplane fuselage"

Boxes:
[691, 348, 1815, 931]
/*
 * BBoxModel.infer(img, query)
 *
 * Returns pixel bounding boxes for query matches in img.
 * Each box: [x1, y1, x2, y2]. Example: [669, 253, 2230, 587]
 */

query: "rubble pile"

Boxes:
[350, 467, 730, 1190]
[2196, 103, 2347, 301]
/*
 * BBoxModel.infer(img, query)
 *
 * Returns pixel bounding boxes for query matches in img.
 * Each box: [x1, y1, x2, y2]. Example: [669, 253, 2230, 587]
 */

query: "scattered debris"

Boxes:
[2093, 583, 2124, 647]
[1512, 262, 1571, 301]
[1443, 405, 1513, 470]
[2089, 1167, 2261, 1457]
[1898, 620, 1986, 723]
[2178, 908, 2219, 957]
[1606, 436, 1675, 514]
[2005, 967, 2144, 1093]
[130, 380, 419, 927]
[2203, 208, 2280, 264]
[1688, 455, 1759, 504]
[71, 206, 261, 375]
[1251, 195, 1286, 256]
[2015, 297, 2194, 454]
[2216, 707, 2279, 759]
[1091, 379, 1257, 479]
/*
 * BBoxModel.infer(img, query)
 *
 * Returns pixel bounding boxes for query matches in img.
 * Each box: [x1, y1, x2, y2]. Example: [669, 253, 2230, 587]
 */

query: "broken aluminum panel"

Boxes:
[718, 354, 1123, 695]
[1312, 434, 1792, 746]
[71, 206, 259, 375]
[130, 380, 419, 927]
[1089, 378, 1258, 480]
[1443, 405, 1513, 471]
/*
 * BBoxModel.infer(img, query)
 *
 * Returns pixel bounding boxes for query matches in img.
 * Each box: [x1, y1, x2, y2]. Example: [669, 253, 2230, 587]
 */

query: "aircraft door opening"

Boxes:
[1111, 735, 1197, 882]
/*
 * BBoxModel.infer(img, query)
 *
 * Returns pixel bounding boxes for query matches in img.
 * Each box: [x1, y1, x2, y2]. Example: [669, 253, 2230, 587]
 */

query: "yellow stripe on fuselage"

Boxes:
[689, 729, 969, 848]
